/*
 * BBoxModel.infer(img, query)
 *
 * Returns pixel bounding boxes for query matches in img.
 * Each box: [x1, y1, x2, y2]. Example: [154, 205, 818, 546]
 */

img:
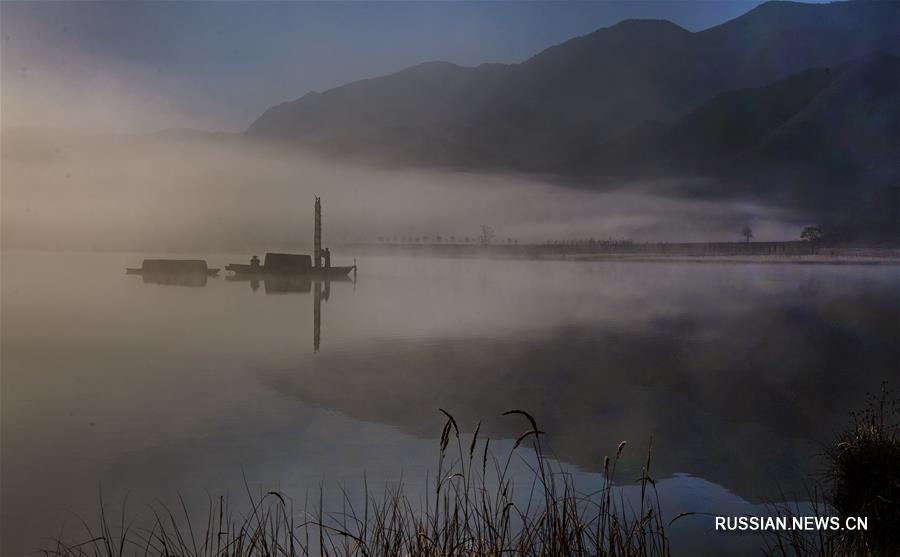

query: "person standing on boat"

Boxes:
[250, 255, 260, 270]
[323, 248, 331, 268]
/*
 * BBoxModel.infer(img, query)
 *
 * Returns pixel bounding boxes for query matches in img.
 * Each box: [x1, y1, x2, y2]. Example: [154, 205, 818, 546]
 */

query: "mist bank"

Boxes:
[3, 1, 897, 251]
[2, 127, 811, 252]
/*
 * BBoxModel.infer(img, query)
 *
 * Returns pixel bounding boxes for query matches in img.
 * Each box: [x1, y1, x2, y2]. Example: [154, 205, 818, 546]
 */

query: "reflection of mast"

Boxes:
[312, 280, 332, 352]
[313, 280, 322, 352]
[314, 196, 322, 268]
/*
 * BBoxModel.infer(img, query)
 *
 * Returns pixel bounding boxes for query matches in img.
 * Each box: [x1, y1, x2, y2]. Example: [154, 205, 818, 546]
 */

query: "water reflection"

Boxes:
[137, 271, 211, 287]
[315, 281, 325, 351]
[256, 264, 899, 501]
[2, 252, 898, 557]
[227, 274, 311, 293]
[225, 273, 353, 294]
[225, 274, 353, 351]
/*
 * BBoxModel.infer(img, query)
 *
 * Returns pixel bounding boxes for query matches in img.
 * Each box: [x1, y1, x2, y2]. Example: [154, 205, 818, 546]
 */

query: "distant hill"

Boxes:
[575, 64, 840, 177]
[248, 2, 898, 163]
[599, 53, 898, 184]
[576, 50, 900, 242]
[244, 1, 899, 241]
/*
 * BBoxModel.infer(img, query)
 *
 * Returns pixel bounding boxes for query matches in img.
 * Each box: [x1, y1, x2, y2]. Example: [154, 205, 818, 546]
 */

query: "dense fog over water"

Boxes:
[2, 128, 805, 251]
[0, 1, 823, 250]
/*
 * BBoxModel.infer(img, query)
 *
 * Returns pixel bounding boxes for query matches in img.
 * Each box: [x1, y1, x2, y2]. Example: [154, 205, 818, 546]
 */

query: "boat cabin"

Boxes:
[264, 253, 312, 273]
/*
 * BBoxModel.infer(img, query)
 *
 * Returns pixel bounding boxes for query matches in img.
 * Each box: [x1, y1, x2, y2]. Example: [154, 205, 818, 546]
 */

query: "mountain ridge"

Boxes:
[246, 1, 899, 240]
[247, 1, 898, 161]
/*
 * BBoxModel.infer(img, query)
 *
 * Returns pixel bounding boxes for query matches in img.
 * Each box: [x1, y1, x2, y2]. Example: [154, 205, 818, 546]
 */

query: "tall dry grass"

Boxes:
[45, 410, 670, 557]
[764, 382, 900, 557]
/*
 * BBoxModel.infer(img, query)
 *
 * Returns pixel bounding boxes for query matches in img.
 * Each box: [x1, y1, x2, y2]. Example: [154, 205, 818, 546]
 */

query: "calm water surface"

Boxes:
[2, 251, 898, 556]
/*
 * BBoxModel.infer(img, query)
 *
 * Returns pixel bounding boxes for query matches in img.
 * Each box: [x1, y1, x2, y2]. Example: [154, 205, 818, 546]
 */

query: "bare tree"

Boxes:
[479, 225, 496, 245]
[800, 226, 823, 243]
[801, 226, 824, 253]
[741, 226, 753, 243]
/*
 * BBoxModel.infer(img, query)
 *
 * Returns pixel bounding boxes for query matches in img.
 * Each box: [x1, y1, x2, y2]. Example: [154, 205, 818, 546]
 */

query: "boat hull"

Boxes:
[127, 268, 219, 276]
[225, 263, 353, 278]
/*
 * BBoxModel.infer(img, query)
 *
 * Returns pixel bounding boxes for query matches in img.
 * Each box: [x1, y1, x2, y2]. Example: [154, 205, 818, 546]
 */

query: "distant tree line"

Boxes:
[352, 222, 887, 249]
[370, 227, 517, 245]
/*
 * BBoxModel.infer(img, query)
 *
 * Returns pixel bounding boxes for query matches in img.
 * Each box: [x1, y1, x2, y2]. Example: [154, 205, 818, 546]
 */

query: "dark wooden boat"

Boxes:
[126, 259, 220, 276]
[125, 259, 219, 287]
[225, 198, 355, 279]
[225, 253, 353, 278]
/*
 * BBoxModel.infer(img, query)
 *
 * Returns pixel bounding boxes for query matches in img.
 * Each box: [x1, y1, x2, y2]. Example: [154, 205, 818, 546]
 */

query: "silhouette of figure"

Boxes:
[250, 255, 260, 270]
[323, 248, 331, 268]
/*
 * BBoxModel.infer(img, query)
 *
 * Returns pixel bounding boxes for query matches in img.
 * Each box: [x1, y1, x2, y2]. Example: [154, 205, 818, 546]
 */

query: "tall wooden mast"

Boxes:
[314, 196, 322, 268]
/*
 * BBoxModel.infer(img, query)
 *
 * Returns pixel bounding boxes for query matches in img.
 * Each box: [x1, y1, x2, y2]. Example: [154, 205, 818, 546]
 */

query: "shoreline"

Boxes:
[565, 254, 900, 265]
[333, 243, 900, 265]
[4, 244, 900, 266]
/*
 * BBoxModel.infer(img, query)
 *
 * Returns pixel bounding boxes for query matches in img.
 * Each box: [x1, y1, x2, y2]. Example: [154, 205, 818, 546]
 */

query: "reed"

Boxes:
[764, 382, 900, 557]
[826, 382, 899, 555]
[44, 410, 670, 557]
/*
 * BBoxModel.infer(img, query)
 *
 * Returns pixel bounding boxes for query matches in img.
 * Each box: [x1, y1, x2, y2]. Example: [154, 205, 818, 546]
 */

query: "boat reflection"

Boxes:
[227, 274, 353, 351]
[137, 272, 210, 287]
[225, 274, 352, 294]
[314, 281, 325, 352]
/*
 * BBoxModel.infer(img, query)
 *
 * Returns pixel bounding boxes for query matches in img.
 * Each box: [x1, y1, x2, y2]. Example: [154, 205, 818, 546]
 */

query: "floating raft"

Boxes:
[126, 259, 220, 276]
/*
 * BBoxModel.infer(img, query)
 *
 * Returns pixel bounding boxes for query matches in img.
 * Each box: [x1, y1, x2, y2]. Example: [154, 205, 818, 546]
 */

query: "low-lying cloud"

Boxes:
[2, 127, 803, 251]
[1, 31, 802, 252]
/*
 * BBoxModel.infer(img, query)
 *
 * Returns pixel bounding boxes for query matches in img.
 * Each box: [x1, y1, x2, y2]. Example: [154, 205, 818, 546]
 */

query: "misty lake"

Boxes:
[2, 251, 898, 556]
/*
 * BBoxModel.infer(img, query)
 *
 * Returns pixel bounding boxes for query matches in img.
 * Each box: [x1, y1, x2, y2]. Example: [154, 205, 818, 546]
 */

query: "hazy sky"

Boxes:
[0, 1, 829, 132]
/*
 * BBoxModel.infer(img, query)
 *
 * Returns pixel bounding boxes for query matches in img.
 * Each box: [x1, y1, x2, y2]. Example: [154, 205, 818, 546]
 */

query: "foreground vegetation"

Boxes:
[46, 385, 900, 557]
[765, 383, 900, 557]
[46, 410, 670, 557]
